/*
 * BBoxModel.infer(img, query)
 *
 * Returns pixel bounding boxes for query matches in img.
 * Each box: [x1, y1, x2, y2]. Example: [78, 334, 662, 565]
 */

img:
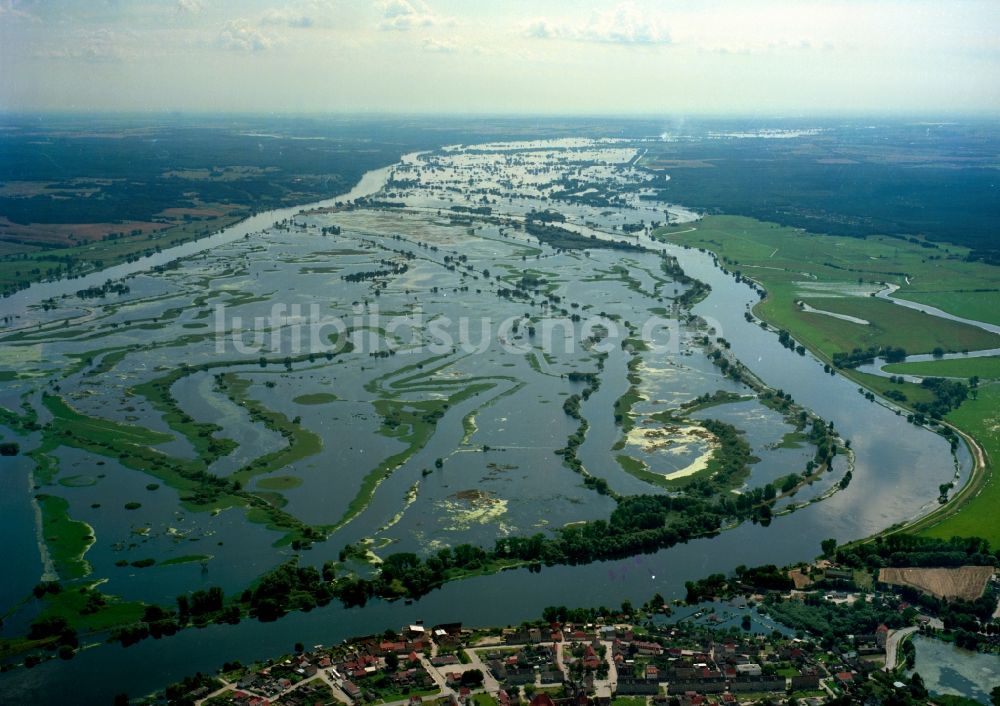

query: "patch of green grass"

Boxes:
[624, 337, 650, 352]
[525, 351, 544, 374]
[611, 699, 648, 706]
[39, 394, 241, 512]
[616, 454, 658, 483]
[885, 355, 1000, 380]
[36, 494, 94, 580]
[615, 448, 717, 492]
[292, 392, 339, 405]
[473, 693, 498, 706]
[777, 431, 807, 449]
[853, 570, 874, 590]
[43, 393, 174, 447]
[0, 636, 48, 660]
[794, 296, 999, 356]
[850, 372, 937, 408]
[613, 385, 643, 433]
[58, 474, 98, 488]
[680, 390, 752, 414]
[159, 554, 212, 567]
[913, 384, 1000, 548]
[256, 475, 304, 491]
[895, 290, 1000, 327]
[38, 392, 311, 550]
[655, 215, 1000, 359]
[931, 695, 988, 706]
[132, 369, 237, 466]
[373, 687, 440, 704]
[37, 584, 147, 635]
[222, 374, 323, 485]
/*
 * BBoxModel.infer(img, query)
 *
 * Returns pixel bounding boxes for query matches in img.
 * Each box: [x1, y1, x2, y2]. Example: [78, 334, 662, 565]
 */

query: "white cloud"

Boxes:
[218, 19, 280, 52]
[587, 2, 670, 44]
[525, 2, 670, 45]
[32, 28, 134, 61]
[176, 0, 203, 15]
[379, 0, 436, 31]
[0, 0, 40, 23]
[422, 37, 456, 53]
[524, 19, 556, 40]
[261, 8, 314, 28]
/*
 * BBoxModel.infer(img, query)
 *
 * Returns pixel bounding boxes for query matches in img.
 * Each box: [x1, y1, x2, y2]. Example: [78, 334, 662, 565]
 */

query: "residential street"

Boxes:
[882, 626, 918, 672]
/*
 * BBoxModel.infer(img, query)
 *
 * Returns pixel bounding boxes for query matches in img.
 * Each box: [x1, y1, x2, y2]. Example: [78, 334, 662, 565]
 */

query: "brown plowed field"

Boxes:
[878, 566, 995, 600]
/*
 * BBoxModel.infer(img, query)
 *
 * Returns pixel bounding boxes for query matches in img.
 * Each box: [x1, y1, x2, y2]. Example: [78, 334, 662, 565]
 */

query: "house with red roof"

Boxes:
[875, 624, 890, 649]
[835, 671, 854, 686]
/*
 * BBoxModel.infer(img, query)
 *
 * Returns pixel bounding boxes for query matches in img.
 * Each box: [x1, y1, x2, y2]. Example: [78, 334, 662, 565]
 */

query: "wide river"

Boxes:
[0, 153, 982, 703]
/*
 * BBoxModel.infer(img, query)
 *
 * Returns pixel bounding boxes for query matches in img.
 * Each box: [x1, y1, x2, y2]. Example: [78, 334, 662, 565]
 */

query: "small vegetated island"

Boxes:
[0, 119, 997, 704]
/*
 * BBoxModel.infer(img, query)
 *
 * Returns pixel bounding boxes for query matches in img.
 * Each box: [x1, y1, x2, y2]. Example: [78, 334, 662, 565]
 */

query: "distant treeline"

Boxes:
[645, 126, 1000, 262]
[524, 212, 643, 252]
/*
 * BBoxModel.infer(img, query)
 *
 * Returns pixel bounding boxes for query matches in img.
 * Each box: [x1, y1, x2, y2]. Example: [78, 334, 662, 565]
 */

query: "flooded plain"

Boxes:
[0, 138, 973, 702]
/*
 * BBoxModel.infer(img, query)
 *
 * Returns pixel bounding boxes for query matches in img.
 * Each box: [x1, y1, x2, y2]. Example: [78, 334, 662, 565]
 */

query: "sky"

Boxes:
[1, 0, 999, 115]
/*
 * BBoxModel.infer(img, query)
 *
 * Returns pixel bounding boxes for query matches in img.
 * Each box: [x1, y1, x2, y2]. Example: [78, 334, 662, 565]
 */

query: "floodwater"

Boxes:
[0, 138, 978, 703]
[908, 635, 1000, 705]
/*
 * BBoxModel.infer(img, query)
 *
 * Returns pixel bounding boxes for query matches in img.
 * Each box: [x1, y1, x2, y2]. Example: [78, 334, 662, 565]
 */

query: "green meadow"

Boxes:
[656, 215, 1000, 547]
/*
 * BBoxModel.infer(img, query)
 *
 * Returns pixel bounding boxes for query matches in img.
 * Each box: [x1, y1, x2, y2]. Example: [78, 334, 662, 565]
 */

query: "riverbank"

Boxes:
[653, 215, 998, 549]
[155, 535, 999, 706]
[0, 157, 406, 324]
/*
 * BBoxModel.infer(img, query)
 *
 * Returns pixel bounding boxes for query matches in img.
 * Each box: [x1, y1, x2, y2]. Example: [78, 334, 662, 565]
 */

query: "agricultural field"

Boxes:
[877, 566, 995, 601]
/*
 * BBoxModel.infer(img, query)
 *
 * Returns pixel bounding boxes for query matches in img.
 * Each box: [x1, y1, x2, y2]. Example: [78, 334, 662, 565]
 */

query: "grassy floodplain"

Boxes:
[658, 216, 1000, 356]
[655, 215, 1000, 547]
[292, 392, 339, 405]
[901, 384, 1000, 547]
[36, 494, 94, 581]
[885, 355, 1000, 380]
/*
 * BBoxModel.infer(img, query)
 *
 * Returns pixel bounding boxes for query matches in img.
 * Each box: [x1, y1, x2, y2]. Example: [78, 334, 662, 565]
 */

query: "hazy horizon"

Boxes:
[2, 0, 999, 116]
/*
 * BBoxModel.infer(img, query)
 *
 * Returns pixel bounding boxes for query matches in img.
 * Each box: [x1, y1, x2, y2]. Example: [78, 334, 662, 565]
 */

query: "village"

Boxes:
[183, 585, 948, 706]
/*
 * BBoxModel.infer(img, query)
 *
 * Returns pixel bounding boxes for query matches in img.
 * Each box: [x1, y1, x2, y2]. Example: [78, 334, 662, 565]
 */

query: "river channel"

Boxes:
[0, 143, 984, 703]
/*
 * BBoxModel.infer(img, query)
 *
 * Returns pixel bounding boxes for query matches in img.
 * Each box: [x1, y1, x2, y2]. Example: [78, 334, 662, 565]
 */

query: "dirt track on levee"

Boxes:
[878, 566, 995, 600]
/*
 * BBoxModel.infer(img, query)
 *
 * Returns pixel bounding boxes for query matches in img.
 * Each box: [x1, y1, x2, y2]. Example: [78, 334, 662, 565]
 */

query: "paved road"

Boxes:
[317, 671, 354, 705]
[463, 646, 502, 693]
[198, 673, 353, 706]
[883, 626, 918, 672]
[417, 652, 457, 694]
[196, 679, 235, 705]
[594, 641, 618, 698]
